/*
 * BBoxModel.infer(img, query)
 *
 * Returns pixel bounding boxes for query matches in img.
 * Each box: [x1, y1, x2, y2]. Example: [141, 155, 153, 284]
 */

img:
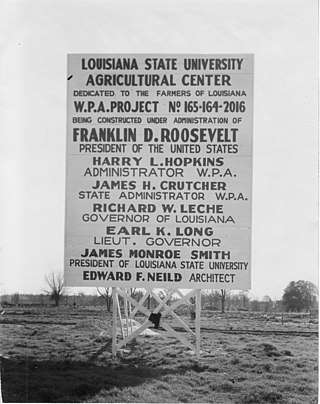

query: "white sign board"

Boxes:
[64, 54, 253, 289]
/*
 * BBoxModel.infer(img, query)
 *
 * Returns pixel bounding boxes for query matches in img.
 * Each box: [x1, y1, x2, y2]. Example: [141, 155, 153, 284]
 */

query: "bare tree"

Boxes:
[97, 287, 112, 311]
[238, 290, 250, 310]
[129, 287, 138, 299]
[12, 293, 20, 306]
[44, 272, 66, 307]
[220, 289, 231, 313]
[262, 295, 273, 313]
[202, 290, 220, 310]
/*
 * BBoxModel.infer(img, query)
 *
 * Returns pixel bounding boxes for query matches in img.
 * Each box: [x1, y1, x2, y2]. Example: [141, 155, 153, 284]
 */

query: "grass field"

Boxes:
[0, 307, 318, 403]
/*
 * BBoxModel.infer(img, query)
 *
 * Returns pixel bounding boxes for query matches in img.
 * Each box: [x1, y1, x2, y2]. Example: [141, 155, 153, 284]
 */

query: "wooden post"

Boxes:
[116, 290, 124, 339]
[195, 289, 201, 356]
[112, 287, 117, 356]
[124, 288, 129, 337]
[128, 292, 133, 335]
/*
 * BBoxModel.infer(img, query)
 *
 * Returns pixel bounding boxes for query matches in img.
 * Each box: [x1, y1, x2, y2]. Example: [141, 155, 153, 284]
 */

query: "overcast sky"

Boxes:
[0, 0, 318, 300]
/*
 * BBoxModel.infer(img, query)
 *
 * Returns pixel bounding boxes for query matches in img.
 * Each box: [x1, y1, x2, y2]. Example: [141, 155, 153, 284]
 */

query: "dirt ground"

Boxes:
[0, 307, 318, 403]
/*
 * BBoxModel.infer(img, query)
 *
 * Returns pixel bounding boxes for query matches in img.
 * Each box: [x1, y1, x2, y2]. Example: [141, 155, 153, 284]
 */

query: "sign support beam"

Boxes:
[195, 289, 201, 355]
[112, 287, 118, 356]
[111, 288, 201, 356]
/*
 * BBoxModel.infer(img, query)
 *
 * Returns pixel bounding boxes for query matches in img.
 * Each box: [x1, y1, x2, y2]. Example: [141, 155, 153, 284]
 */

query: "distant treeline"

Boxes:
[0, 291, 285, 313]
[0, 293, 107, 308]
[3, 288, 319, 314]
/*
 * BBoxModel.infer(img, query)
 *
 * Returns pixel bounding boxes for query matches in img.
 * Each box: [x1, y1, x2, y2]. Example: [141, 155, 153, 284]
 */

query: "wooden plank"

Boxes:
[127, 291, 133, 335]
[176, 290, 192, 305]
[162, 290, 196, 316]
[150, 290, 195, 338]
[161, 322, 195, 352]
[176, 289, 187, 301]
[117, 319, 152, 349]
[130, 288, 153, 318]
[195, 289, 201, 355]
[117, 288, 151, 317]
[115, 289, 124, 339]
[112, 287, 117, 356]
[123, 288, 130, 337]
[153, 289, 176, 313]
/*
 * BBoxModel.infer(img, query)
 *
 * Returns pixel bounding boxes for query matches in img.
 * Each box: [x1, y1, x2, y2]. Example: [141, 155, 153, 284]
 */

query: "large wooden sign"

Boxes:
[64, 54, 253, 289]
